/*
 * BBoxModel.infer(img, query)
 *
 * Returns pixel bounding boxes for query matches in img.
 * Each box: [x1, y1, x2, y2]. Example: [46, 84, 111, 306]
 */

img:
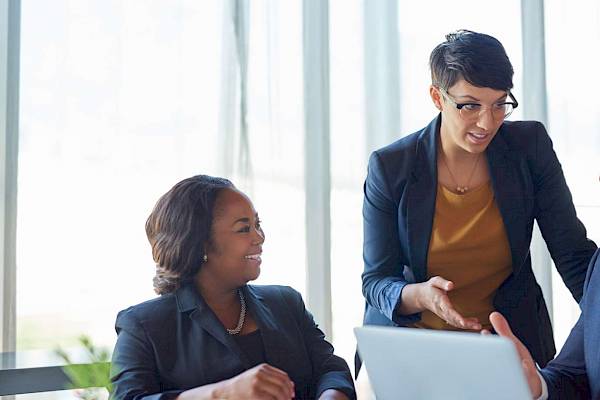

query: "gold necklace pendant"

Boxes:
[441, 152, 481, 195]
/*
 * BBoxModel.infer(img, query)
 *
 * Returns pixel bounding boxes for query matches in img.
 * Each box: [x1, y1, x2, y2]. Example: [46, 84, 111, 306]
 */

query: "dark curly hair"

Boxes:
[429, 29, 514, 91]
[146, 175, 234, 295]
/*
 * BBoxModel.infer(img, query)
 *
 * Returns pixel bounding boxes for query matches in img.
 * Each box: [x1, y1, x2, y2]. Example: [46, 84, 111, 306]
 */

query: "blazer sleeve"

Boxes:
[540, 316, 590, 399]
[540, 250, 600, 398]
[532, 122, 597, 301]
[110, 309, 183, 400]
[282, 287, 356, 399]
[362, 151, 418, 324]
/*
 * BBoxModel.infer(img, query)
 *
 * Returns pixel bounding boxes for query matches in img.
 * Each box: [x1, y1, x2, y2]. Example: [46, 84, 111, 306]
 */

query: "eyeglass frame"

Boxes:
[437, 86, 519, 121]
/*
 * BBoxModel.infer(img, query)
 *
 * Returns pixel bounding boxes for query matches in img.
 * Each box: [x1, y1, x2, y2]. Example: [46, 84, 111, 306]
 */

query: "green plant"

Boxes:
[55, 335, 112, 400]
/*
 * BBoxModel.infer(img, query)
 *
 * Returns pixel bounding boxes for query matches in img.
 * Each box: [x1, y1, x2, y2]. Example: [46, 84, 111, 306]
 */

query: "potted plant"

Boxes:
[55, 335, 112, 400]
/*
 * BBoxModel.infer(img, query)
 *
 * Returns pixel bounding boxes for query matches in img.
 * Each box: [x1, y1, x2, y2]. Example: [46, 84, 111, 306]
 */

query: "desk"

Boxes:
[0, 351, 109, 396]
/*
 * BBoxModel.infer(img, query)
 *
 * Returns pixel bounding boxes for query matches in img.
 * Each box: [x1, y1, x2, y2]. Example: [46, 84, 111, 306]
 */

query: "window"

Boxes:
[17, 0, 225, 351]
[545, 0, 600, 349]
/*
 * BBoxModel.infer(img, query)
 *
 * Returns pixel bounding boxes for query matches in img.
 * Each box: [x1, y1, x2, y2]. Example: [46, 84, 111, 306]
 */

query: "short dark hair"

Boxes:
[429, 30, 514, 91]
[146, 175, 234, 295]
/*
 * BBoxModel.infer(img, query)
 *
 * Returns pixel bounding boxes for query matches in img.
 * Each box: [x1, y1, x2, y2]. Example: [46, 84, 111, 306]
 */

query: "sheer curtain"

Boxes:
[242, 0, 307, 294]
[544, 0, 600, 349]
[17, 0, 308, 354]
[18, 1, 225, 355]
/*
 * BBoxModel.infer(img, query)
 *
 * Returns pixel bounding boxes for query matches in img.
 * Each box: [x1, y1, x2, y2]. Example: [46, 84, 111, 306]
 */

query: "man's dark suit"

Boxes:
[542, 249, 600, 399]
[111, 284, 355, 400]
[361, 115, 597, 368]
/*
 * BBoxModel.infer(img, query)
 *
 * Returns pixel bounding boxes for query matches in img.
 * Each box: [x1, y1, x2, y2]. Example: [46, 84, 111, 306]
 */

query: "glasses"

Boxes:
[438, 87, 518, 121]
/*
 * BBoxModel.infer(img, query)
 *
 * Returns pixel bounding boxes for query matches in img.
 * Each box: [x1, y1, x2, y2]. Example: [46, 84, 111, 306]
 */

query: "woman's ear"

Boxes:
[429, 85, 443, 111]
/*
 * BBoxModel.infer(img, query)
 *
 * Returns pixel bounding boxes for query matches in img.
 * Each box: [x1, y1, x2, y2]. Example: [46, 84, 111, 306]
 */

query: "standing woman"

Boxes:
[361, 30, 597, 368]
[111, 175, 355, 400]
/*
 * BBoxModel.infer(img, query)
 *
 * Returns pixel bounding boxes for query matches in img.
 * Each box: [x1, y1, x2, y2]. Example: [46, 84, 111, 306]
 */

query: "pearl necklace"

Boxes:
[226, 289, 246, 335]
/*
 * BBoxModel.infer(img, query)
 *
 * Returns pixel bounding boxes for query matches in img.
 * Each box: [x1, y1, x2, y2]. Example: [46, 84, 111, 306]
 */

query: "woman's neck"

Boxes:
[438, 127, 480, 166]
[194, 272, 239, 308]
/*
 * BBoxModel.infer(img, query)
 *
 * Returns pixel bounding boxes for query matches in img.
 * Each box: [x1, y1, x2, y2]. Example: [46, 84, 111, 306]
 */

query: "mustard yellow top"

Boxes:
[413, 181, 512, 331]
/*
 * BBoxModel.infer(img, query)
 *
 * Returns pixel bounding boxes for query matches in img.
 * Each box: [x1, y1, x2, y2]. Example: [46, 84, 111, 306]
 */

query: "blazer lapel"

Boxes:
[244, 286, 289, 368]
[486, 124, 528, 277]
[177, 283, 251, 369]
[406, 116, 439, 282]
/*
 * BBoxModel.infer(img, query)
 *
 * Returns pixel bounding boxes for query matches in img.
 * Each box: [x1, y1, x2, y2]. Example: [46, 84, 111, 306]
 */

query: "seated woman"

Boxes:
[110, 175, 355, 400]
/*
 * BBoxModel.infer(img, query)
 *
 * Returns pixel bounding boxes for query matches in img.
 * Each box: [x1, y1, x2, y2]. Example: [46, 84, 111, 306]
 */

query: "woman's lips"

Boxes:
[467, 131, 490, 145]
[244, 254, 262, 263]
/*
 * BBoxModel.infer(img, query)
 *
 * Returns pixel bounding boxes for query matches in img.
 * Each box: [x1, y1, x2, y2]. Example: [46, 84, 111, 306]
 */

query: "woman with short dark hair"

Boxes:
[360, 30, 597, 369]
[111, 175, 355, 400]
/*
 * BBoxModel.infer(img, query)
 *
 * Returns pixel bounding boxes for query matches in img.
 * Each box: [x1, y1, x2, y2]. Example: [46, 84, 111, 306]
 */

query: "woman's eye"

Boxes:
[255, 220, 262, 229]
[238, 226, 250, 233]
[462, 103, 481, 111]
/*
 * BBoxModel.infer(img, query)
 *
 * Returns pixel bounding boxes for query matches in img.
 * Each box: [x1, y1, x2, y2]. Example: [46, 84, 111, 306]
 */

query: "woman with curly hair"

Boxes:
[110, 175, 355, 400]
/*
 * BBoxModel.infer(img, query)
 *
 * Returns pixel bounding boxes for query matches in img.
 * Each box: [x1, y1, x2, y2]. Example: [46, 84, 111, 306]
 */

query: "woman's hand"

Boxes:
[179, 363, 294, 400]
[399, 276, 481, 330]
[318, 389, 349, 400]
[485, 312, 542, 398]
[221, 363, 295, 400]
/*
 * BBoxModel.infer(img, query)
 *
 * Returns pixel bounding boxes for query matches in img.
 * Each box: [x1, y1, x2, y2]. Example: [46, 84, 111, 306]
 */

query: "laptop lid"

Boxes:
[354, 326, 531, 400]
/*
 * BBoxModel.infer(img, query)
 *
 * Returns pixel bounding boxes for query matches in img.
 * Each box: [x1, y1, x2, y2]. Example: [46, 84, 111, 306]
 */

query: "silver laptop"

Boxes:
[354, 326, 531, 400]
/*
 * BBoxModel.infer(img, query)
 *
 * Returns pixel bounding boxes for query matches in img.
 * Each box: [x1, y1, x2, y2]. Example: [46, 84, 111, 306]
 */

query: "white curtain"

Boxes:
[545, 0, 600, 349]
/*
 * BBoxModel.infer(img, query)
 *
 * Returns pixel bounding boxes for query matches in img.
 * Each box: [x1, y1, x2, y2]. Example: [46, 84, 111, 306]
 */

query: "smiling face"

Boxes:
[201, 188, 265, 288]
[431, 79, 509, 155]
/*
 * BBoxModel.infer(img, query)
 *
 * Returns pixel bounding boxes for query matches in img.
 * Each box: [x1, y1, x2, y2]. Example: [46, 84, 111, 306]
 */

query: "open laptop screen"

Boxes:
[355, 326, 531, 400]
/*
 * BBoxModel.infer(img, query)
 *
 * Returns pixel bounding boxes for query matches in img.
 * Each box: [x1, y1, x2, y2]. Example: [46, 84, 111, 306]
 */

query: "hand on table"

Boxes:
[215, 363, 295, 400]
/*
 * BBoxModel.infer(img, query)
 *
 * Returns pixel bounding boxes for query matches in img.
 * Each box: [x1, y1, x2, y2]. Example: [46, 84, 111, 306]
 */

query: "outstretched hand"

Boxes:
[419, 276, 481, 330]
[484, 311, 542, 398]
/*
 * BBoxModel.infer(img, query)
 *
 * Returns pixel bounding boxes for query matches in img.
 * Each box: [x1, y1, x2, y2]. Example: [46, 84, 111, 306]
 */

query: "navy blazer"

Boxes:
[361, 115, 597, 367]
[542, 249, 600, 399]
[110, 284, 355, 400]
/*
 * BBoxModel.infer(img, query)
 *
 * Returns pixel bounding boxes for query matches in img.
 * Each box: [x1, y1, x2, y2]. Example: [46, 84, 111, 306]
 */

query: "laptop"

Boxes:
[354, 326, 531, 400]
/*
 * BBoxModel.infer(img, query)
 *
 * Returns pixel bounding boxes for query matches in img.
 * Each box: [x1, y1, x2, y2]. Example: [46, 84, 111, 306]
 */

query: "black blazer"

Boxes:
[111, 284, 355, 400]
[542, 249, 600, 399]
[361, 115, 597, 367]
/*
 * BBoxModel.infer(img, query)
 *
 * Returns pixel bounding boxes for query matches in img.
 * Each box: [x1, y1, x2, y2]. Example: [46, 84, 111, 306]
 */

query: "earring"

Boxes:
[203, 254, 208, 262]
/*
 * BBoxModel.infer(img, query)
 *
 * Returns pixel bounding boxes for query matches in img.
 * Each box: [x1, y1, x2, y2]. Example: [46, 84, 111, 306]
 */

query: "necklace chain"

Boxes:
[441, 153, 481, 194]
[226, 289, 246, 335]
